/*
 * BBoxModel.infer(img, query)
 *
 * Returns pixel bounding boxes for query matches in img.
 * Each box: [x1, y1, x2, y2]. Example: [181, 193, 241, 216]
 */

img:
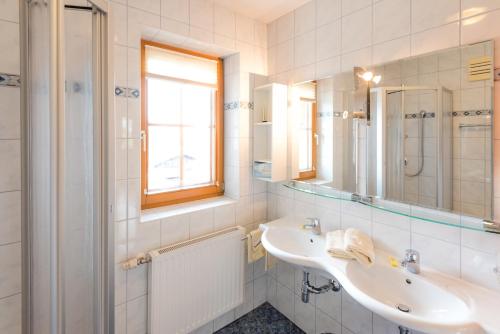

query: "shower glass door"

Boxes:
[62, 6, 96, 334]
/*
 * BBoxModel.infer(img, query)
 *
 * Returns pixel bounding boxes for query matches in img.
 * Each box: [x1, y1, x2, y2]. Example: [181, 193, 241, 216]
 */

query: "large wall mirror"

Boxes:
[290, 40, 494, 221]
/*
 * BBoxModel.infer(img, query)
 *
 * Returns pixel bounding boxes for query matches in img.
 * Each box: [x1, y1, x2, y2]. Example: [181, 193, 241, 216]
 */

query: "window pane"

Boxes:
[182, 85, 215, 127]
[148, 125, 181, 191]
[147, 78, 181, 125]
[183, 127, 213, 187]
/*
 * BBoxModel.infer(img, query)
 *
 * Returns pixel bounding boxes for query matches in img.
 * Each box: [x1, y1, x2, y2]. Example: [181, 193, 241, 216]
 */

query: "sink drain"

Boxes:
[396, 303, 411, 313]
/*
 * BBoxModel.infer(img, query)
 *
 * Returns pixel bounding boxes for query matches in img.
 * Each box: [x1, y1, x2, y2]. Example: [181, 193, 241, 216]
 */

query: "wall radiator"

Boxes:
[148, 226, 245, 334]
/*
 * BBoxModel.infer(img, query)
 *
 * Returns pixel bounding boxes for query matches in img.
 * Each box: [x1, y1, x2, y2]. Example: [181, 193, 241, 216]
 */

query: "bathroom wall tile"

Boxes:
[236, 15, 255, 44]
[116, 139, 127, 180]
[253, 275, 267, 307]
[294, 31, 315, 67]
[341, 214, 372, 236]
[462, 0, 500, 18]
[461, 246, 500, 291]
[127, 139, 140, 179]
[254, 22, 267, 48]
[462, 9, 500, 45]
[115, 264, 127, 306]
[316, 0, 341, 27]
[341, 290, 373, 334]
[0, 243, 21, 299]
[276, 282, 294, 320]
[0, 140, 20, 192]
[214, 5, 235, 39]
[341, 47, 372, 72]
[411, 22, 460, 57]
[111, 2, 127, 45]
[316, 56, 341, 79]
[276, 12, 294, 43]
[0, 20, 19, 74]
[235, 282, 254, 319]
[214, 203, 236, 230]
[190, 0, 214, 31]
[315, 275, 342, 322]
[411, 233, 460, 276]
[213, 310, 235, 331]
[127, 97, 141, 139]
[160, 214, 189, 246]
[0, 191, 20, 245]
[126, 295, 148, 334]
[372, 36, 411, 65]
[0, 87, 20, 139]
[373, 0, 410, 44]
[294, 1, 316, 36]
[115, 97, 128, 139]
[372, 314, 401, 334]
[315, 207, 341, 232]
[159, 18, 190, 42]
[115, 220, 128, 264]
[236, 196, 254, 226]
[341, 7, 372, 53]
[316, 20, 341, 61]
[161, 0, 189, 23]
[128, 0, 160, 14]
[0, 0, 19, 23]
[127, 218, 161, 257]
[127, 8, 161, 48]
[276, 260, 295, 290]
[115, 303, 127, 334]
[127, 179, 141, 219]
[341, 0, 372, 16]
[411, 0, 460, 33]
[316, 309, 342, 334]
[373, 222, 410, 258]
[0, 294, 21, 334]
[126, 264, 148, 301]
[294, 294, 316, 333]
[189, 208, 214, 238]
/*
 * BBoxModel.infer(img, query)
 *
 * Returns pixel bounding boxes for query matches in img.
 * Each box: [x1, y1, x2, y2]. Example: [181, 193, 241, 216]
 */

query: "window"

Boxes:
[296, 83, 317, 180]
[141, 40, 224, 209]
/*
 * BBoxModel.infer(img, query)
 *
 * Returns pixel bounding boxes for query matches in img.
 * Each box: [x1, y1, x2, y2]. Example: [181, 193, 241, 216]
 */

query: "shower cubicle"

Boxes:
[368, 85, 454, 210]
[22, 1, 113, 333]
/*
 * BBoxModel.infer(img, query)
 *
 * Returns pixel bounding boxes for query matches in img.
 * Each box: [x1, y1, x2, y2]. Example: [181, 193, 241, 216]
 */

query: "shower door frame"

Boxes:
[20, 1, 114, 334]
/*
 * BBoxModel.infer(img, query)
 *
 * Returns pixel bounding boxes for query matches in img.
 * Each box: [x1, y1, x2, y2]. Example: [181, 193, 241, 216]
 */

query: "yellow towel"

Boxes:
[344, 228, 375, 267]
[325, 229, 375, 267]
[247, 229, 265, 263]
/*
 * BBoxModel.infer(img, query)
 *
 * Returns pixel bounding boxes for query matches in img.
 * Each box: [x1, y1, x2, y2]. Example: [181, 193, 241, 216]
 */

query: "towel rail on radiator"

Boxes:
[147, 226, 245, 334]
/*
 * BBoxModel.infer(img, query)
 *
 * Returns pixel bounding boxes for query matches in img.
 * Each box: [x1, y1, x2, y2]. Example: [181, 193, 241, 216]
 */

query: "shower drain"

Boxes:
[396, 303, 411, 313]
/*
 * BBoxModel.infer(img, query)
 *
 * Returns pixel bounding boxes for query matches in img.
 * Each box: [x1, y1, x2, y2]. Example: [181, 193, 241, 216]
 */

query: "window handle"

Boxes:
[140, 130, 147, 152]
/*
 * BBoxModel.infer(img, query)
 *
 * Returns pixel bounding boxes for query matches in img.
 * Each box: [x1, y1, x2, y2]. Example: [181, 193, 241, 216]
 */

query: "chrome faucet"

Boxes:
[302, 217, 321, 235]
[401, 249, 420, 274]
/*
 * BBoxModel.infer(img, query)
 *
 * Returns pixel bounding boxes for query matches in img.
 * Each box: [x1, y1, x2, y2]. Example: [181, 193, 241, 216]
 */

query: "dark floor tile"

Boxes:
[215, 303, 305, 334]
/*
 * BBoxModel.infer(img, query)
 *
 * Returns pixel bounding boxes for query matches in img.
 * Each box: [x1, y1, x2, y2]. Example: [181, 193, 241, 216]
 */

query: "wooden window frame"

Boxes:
[296, 99, 317, 181]
[141, 40, 224, 209]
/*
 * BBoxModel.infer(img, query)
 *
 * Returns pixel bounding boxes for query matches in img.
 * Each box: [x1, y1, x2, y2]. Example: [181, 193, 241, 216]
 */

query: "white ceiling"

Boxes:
[212, 0, 310, 23]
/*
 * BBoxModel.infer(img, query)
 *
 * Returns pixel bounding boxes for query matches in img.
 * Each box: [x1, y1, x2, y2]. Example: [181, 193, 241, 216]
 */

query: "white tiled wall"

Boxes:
[264, 1, 500, 333]
[266, 183, 500, 334]
[111, 1, 268, 333]
[267, 0, 500, 82]
[0, 0, 22, 333]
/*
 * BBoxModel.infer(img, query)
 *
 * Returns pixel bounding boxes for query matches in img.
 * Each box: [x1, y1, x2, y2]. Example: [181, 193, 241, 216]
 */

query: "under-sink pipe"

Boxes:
[301, 271, 341, 303]
[398, 326, 411, 334]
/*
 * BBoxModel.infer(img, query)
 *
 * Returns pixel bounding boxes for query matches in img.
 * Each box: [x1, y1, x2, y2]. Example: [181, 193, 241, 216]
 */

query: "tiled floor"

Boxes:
[215, 302, 305, 334]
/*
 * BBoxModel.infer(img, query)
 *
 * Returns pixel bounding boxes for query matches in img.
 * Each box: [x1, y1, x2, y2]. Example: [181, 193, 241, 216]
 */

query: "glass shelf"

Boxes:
[284, 181, 495, 234]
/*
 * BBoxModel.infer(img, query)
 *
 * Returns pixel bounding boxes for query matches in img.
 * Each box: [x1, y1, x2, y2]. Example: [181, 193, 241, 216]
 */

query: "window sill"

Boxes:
[140, 196, 236, 223]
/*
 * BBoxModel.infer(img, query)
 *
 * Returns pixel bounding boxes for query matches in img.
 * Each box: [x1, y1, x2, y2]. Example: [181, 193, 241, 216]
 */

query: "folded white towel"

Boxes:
[325, 228, 375, 267]
[344, 228, 375, 267]
[325, 230, 355, 260]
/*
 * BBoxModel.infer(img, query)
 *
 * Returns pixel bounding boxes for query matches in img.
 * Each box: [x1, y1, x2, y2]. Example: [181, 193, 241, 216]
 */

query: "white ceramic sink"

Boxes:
[260, 218, 500, 334]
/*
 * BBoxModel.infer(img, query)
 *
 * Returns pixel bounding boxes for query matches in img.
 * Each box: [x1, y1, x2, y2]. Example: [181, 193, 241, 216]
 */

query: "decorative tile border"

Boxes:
[0, 73, 20, 87]
[115, 86, 140, 98]
[452, 110, 491, 117]
[224, 101, 254, 111]
[405, 112, 436, 119]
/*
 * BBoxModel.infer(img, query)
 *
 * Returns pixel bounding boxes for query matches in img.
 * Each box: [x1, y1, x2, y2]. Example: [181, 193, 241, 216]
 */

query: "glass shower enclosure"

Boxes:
[369, 86, 453, 210]
[22, 1, 112, 333]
